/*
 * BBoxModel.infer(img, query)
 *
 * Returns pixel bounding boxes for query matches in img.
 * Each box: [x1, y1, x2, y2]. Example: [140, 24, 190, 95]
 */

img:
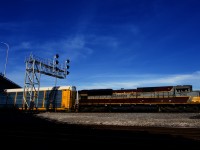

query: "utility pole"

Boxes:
[1, 42, 9, 77]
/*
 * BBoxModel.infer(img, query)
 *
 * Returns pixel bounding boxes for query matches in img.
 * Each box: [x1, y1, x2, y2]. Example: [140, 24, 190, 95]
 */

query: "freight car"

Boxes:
[0, 86, 77, 112]
[77, 85, 200, 112]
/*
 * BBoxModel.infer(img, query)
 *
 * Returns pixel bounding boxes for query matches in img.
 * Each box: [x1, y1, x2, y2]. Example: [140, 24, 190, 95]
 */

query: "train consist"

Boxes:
[78, 85, 200, 112]
[1, 84, 200, 112]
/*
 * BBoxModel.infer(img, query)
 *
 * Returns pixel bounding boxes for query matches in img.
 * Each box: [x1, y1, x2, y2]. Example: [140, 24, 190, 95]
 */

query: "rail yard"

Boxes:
[1, 55, 200, 149]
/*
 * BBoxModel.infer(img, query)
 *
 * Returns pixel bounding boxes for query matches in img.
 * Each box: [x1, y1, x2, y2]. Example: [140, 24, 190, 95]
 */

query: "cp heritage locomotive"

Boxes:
[77, 85, 200, 112]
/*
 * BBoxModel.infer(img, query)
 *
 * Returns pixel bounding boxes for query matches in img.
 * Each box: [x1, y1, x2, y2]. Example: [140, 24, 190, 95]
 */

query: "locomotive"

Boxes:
[77, 85, 200, 112]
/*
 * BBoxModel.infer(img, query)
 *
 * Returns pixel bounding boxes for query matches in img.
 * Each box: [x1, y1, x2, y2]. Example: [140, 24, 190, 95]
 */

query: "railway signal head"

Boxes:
[65, 59, 70, 76]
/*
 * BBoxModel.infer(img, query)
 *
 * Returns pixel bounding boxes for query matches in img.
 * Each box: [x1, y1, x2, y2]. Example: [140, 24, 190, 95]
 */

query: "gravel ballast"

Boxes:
[36, 112, 200, 128]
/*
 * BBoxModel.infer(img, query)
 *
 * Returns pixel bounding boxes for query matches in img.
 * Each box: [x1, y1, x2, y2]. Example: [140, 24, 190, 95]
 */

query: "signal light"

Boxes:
[66, 59, 70, 63]
[55, 60, 59, 64]
[55, 54, 59, 59]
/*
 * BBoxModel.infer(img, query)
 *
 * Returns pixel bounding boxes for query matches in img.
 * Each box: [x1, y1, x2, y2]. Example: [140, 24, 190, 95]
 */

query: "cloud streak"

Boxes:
[73, 71, 200, 90]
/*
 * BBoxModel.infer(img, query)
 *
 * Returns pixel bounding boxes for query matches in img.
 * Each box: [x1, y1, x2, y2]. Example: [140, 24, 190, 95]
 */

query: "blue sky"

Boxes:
[1, 0, 200, 90]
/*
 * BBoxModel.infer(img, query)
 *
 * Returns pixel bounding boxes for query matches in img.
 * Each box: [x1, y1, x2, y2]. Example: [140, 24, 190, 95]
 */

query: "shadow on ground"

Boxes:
[0, 108, 200, 149]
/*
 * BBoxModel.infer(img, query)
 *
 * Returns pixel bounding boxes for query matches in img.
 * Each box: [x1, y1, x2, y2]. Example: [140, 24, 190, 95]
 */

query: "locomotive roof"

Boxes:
[137, 86, 174, 92]
[5, 86, 76, 92]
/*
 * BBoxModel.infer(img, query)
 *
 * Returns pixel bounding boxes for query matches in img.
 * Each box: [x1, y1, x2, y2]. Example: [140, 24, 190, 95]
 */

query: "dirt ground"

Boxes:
[1, 109, 200, 149]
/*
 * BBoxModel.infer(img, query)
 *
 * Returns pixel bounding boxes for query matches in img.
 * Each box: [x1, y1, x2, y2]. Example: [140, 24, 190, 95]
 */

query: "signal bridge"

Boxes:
[23, 53, 70, 110]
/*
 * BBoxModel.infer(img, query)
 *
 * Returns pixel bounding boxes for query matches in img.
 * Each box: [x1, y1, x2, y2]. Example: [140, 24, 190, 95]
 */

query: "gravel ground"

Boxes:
[35, 112, 200, 143]
[36, 112, 200, 128]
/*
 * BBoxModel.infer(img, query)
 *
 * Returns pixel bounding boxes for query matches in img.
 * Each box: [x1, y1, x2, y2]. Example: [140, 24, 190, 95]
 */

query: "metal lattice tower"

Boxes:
[23, 53, 70, 109]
